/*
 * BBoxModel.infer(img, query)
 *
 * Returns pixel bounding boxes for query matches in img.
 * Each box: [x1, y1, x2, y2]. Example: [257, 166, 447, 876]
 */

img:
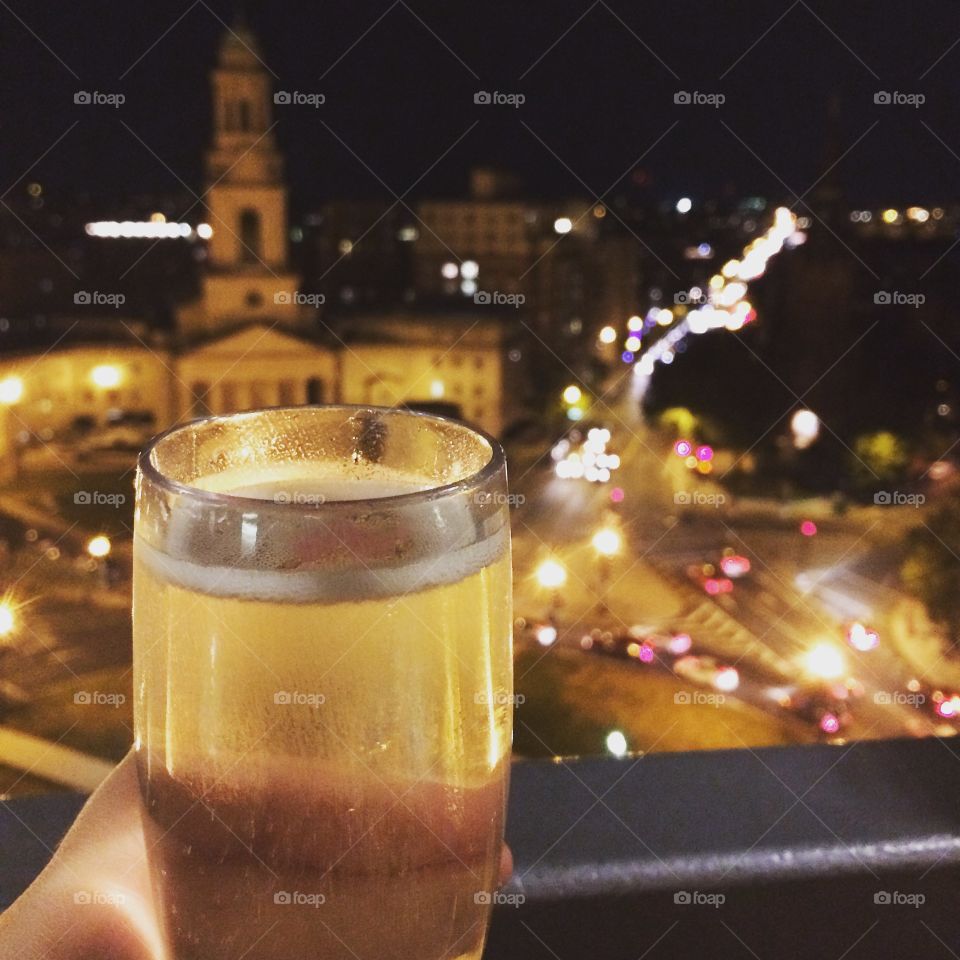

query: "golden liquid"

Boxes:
[133, 479, 512, 960]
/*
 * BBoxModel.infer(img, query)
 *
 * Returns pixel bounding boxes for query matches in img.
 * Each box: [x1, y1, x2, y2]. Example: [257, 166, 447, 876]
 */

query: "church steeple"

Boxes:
[177, 17, 301, 338]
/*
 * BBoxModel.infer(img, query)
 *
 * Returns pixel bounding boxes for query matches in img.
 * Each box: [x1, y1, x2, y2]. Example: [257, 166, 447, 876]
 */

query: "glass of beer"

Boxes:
[133, 405, 512, 960]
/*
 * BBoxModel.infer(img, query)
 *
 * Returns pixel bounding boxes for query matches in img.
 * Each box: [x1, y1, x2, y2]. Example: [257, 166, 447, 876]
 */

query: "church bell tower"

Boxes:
[180, 15, 301, 337]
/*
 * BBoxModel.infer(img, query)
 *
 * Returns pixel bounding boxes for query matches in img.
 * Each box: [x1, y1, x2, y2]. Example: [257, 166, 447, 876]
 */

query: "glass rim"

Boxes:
[137, 404, 506, 511]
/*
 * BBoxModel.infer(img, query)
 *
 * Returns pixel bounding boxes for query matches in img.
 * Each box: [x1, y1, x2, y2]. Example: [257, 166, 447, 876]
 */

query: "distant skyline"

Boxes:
[1, 1, 959, 210]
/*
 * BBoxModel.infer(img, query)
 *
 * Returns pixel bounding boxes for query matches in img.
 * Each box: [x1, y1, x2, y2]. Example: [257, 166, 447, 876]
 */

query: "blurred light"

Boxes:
[460, 279, 477, 296]
[907, 206, 929, 223]
[338, 239, 354, 255]
[627, 315, 643, 332]
[0, 601, 15, 637]
[86, 219, 202, 239]
[460, 260, 479, 280]
[804, 643, 845, 680]
[397, 225, 418, 242]
[685, 455, 698, 469]
[0, 376, 23, 404]
[714, 666, 740, 692]
[656, 308, 673, 326]
[696, 460, 712, 475]
[938, 699, 957, 719]
[535, 625, 558, 647]
[91, 364, 121, 388]
[721, 555, 751, 578]
[621, 351, 634, 364]
[697, 242, 712, 257]
[820, 712, 841, 735]
[610, 486, 624, 503]
[562, 384, 582, 405]
[709, 274, 724, 290]
[567, 407, 583, 421]
[592, 528, 621, 556]
[593, 204, 606, 218]
[676, 197, 692, 214]
[791, 409, 820, 449]
[536, 560, 567, 590]
[847, 622, 880, 652]
[87, 535, 112, 559]
[196, 223, 213, 239]
[553, 217, 573, 234]
[668, 633, 692, 655]
[639, 643, 654, 663]
[606, 730, 628, 757]
[430, 379, 445, 399]
[721, 259, 740, 278]
[625, 335, 642, 352]
[441, 261, 459, 279]
[675, 440, 692, 457]
[882, 208, 899, 224]
[696, 445, 713, 462]
[599, 325, 617, 344]
[800, 520, 818, 537]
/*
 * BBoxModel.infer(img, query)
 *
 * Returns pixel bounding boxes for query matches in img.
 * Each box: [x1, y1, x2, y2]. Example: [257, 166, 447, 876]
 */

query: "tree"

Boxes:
[850, 431, 909, 493]
[902, 500, 960, 649]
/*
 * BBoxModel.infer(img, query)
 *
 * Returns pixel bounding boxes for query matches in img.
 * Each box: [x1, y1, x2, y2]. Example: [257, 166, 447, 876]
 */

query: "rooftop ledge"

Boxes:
[4, 738, 960, 959]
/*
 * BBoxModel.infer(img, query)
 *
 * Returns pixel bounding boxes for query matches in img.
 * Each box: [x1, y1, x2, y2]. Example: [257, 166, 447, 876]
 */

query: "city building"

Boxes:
[0, 18, 509, 446]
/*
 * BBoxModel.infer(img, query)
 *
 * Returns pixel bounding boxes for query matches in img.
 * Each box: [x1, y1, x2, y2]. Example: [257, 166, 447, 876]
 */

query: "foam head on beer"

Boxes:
[134, 406, 512, 960]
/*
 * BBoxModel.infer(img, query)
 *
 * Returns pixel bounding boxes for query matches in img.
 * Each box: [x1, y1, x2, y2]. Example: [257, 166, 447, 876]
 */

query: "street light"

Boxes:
[592, 528, 621, 557]
[0, 376, 23, 404]
[536, 559, 567, 627]
[592, 527, 621, 619]
[87, 535, 111, 559]
[0, 600, 15, 638]
[536, 559, 567, 590]
[803, 643, 845, 680]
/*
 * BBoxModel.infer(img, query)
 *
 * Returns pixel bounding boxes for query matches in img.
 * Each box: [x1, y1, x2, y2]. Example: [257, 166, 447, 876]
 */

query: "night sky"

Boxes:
[1, 1, 959, 211]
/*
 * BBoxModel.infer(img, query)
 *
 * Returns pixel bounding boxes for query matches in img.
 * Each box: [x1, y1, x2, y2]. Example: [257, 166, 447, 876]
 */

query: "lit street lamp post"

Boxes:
[591, 527, 621, 618]
[536, 559, 567, 627]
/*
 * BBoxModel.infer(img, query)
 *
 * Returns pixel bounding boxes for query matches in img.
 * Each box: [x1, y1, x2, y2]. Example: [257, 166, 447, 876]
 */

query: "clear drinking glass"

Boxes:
[133, 405, 513, 960]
